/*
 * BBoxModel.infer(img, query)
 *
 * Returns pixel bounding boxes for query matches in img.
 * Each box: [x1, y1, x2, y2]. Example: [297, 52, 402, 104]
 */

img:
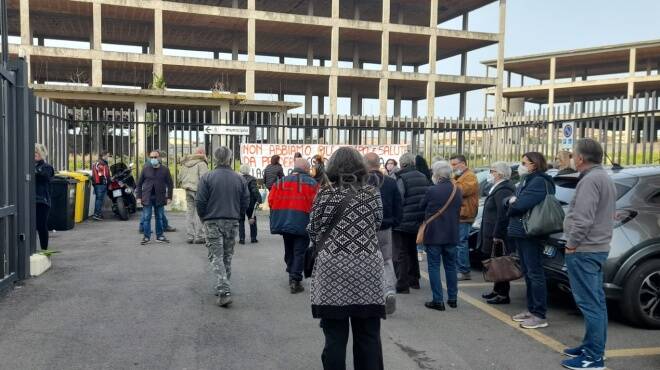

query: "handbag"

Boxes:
[303, 190, 357, 278]
[522, 180, 565, 236]
[416, 183, 457, 245]
[482, 240, 523, 283]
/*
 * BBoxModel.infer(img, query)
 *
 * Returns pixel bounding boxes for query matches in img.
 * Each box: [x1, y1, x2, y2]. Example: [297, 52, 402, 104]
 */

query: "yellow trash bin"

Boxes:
[57, 171, 90, 223]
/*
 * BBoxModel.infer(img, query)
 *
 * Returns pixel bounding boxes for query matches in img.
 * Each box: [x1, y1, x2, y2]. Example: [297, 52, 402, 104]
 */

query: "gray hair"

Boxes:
[213, 146, 233, 167]
[35, 143, 48, 160]
[575, 138, 603, 165]
[294, 158, 310, 172]
[239, 164, 251, 175]
[490, 161, 511, 179]
[399, 153, 416, 168]
[431, 161, 452, 181]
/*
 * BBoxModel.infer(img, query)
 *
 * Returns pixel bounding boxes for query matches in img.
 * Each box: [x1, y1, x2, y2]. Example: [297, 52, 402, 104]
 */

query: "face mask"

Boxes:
[486, 173, 495, 184]
[518, 165, 529, 177]
[453, 169, 463, 177]
[150, 158, 160, 167]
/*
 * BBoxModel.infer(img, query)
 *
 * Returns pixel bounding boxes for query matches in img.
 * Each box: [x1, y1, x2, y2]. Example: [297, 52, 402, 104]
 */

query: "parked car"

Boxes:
[542, 167, 660, 329]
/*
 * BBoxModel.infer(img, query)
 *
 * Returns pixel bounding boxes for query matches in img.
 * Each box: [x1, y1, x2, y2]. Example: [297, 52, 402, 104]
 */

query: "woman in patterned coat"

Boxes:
[308, 147, 385, 370]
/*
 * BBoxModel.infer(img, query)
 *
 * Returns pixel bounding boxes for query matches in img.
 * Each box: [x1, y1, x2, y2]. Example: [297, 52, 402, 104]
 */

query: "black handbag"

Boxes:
[303, 190, 357, 278]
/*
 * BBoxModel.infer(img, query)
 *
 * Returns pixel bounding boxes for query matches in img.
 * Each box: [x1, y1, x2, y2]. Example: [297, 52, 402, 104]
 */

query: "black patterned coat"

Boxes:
[308, 185, 385, 319]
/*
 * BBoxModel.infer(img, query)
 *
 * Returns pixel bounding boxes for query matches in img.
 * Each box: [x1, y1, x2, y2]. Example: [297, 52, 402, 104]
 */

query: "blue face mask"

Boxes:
[150, 158, 160, 167]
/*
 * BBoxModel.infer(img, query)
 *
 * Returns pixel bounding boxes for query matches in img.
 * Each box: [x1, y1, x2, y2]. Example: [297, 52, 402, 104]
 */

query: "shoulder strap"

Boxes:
[316, 189, 358, 251]
[424, 183, 458, 225]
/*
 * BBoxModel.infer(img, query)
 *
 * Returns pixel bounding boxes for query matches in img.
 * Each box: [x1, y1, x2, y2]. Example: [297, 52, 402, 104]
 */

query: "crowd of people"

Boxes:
[33, 137, 615, 370]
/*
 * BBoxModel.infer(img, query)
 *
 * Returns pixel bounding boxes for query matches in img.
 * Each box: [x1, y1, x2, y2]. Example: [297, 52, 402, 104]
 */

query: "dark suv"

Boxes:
[542, 167, 660, 329]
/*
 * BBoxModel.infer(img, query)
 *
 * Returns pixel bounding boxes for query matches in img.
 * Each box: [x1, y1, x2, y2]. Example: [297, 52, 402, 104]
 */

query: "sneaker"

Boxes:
[520, 315, 548, 329]
[92, 215, 103, 221]
[512, 311, 533, 322]
[561, 354, 605, 370]
[482, 291, 498, 299]
[216, 293, 233, 307]
[457, 272, 472, 281]
[164, 226, 176, 232]
[290, 280, 304, 294]
[140, 237, 150, 245]
[156, 236, 170, 243]
[563, 346, 584, 358]
[385, 294, 396, 315]
[486, 295, 511, 305]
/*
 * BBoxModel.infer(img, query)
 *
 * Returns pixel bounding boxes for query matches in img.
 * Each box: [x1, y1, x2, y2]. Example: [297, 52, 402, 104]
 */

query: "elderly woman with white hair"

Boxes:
[480, 161, 517, 304]
[238, 163, 262, 244]
[34, 143, 55, 250]
[418, 161, 463, 311]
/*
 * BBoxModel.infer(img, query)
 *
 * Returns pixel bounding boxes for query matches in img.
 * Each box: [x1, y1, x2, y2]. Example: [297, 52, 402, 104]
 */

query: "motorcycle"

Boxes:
[108, 162, 137, 221]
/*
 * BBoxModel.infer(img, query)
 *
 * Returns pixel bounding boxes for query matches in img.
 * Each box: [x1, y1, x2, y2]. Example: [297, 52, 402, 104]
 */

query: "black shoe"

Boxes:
[186, 238, 194, 244]
[396, 288, 410, 294]
[482, 291, 498, 300]
[447, 300, 457, 308]
[290, 280, 304, 294]
[410, 281, 420, 290]
[156, 236, 170, 243]
[140, 237, 150, 245]
[238, 240, 245, 245]
[425, 301, 445, 311]
[164, 226, 176, 232]
[251, 239, 258, 244]
[92, 215, 103, 221]
[194, 239, 205, 244]
[486, 296, 511, 305]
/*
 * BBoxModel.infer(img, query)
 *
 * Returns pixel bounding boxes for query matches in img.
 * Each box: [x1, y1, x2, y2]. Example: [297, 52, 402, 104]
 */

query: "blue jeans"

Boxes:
[426, 244, 458, 303]
[93, 184, 107, 217]
[456, 223, 472, 274]
[513, 237, 547, 319]
[139, 207, 169, 232]
[141, 204, 165, 239]
[566, 252, 609, 359]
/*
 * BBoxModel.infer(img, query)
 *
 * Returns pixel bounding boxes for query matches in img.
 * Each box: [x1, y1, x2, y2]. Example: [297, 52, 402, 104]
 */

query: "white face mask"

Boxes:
[518, 165, 529, 177]
[486, 173, 495, 184]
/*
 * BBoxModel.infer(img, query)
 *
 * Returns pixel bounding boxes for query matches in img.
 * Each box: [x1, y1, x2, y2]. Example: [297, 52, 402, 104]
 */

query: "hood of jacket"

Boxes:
[182, 154, 207, 167]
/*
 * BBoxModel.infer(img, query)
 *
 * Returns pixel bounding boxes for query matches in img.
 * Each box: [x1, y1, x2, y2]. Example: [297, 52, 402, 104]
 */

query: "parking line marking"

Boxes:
[457, 281, 525, 288]
[606, 347, 660, 358]
[420, 271, 567, 354]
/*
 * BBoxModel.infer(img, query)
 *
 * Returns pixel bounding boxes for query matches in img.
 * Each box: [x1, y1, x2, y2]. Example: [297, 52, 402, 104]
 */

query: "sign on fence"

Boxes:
[203, 125, 250, 136]
[561, 122, 574, 151]
[240, 143, 409, 177]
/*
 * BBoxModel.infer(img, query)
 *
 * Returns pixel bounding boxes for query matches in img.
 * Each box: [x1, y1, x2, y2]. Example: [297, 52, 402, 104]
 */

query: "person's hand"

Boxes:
[167, 199, 172, 205]
[508, 196, 517, 204]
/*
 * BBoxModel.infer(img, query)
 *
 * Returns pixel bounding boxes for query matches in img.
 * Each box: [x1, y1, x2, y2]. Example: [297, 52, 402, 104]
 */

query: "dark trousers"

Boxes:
[320, 317, 384, 370]
[512, 237, 547, 319]
[392, 230, 420, 290]
[238, 207, 257, 242]
[36, 203, 50, 250]
[283, 233, 309, 282]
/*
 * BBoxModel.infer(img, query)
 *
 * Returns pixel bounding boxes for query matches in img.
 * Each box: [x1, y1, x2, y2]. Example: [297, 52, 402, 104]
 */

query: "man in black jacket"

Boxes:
[393, 153, 431, 293]
[366, 153, 403, 314]
[136, 151, 174, 245]
[197, 147, 250, 307]
[238, 164, 262, 244]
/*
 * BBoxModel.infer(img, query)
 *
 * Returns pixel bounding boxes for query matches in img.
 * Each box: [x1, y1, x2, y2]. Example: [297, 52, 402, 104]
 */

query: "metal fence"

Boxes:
[36, 91, 659, 183]
[0, 12, 35, 287]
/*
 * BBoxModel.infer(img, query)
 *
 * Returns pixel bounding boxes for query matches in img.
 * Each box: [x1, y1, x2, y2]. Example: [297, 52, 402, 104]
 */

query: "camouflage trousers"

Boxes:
[204, 219, 238, 296]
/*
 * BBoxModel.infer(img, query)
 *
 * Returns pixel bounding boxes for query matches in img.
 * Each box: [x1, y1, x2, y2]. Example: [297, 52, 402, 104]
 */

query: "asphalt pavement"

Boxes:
[0, 212, 658, 370]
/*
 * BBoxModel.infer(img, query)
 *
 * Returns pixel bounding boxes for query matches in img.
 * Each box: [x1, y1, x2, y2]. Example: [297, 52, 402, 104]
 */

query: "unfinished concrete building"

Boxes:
[8, 0, 506, 120]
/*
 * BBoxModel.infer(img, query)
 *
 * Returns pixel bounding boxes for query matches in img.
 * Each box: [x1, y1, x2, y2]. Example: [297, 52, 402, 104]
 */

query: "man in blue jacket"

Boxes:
[366, 153, 403, 315]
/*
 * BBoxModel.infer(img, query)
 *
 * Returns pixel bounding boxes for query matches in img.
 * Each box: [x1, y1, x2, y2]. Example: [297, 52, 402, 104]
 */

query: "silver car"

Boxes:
[542, 167, 660, 329]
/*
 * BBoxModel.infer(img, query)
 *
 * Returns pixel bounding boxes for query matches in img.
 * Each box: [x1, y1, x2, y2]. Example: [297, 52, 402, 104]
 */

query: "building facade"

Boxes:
[9, 0, 507, 119]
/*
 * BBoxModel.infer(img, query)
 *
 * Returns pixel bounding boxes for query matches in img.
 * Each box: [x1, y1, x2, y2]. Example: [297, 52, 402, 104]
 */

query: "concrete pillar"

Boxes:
[331, 26, 339, 68]
[232, 0, 239, 8]
[379, 78, 388, 144]
[625, 48, 637, 143]
[429, 0, 438, 27]
[329, 75, 338, 116]
[459, 12, 468, 119]
[332, 0, 339, 18]
[307, 41, 314, 66]
[548, 56, 556, 121]
[91, 59, 102, 87]
[351, 87, 359, 115]
[20, 0, 31, 45]
[352, 43, 360, 68]
[396, 45, 403, 72]
[153, 63, 163, 83]
[245, 69, 255, 99]
[153, 9, 163, 56]
[353, 1, 360, 20]
[308, 0, 315, 16]
[425, 80, 436, 159]
[381, 31, 389, 72]
[428, 0, 438, 75]
[394, 88, 402, 117]
[318, 95, 325, 114]
[494, 0, 507, 121]
[412, 100, 418, 117]
[248, 19, 255, 62]
[629, 48, 637, 77]
[382, 0, 391, 24]
[91, 3, 102, 50]
[232, 33, 239, 60]
[305, 82, 313, 114]
[135, 102, 147, 158]
[248, 0, 255, 10]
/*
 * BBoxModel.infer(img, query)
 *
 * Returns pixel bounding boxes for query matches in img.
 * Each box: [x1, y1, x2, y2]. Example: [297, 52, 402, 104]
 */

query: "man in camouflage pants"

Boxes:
[196, 146, 249, 307]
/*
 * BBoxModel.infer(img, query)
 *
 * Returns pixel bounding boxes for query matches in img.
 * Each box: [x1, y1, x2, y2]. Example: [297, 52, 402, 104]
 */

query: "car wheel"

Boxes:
[620, 259, 660, 329]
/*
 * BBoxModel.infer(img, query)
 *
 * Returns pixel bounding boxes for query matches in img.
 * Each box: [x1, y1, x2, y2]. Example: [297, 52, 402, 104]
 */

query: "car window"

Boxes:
[552, 175, 634, 205]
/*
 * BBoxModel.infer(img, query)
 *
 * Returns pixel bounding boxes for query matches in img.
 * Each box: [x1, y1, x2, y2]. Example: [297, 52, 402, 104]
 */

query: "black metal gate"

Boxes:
[0, 0, 35, 290]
